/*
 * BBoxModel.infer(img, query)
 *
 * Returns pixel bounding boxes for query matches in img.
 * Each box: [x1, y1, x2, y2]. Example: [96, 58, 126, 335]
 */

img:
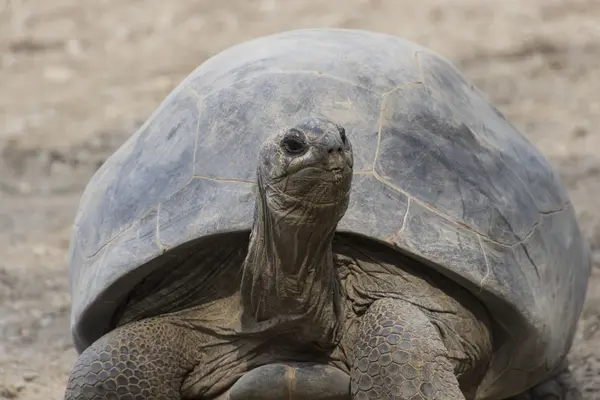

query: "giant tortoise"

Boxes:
[64, 28, 591, 400]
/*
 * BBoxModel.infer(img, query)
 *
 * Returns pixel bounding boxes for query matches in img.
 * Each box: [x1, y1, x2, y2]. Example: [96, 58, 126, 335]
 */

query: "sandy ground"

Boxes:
[0, 0, 599, 398]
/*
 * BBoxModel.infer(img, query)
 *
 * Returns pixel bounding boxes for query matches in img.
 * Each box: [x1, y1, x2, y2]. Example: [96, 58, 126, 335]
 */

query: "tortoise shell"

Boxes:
[67, 29, 591, 398]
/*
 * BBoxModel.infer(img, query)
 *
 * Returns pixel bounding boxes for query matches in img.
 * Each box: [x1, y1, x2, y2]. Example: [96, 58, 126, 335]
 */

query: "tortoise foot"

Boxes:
[509, 361, 583, 400]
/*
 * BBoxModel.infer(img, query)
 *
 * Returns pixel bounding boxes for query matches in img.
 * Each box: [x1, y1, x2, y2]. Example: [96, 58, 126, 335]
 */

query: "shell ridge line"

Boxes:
[519, 240, 540, 279]
[82, 172, 261, 260]
[155, 203, 168, 252]
[371, 169, 480, 233]
[187, 85, 204, 176]
[437, 94, 545, 216]
[283, 69, 381, 94]
[80, 239, 111, 304]
[504, 137, 544, 213]
[414, 50, 426, 84]
[81, 87, 204, 260]
[83, 176, 197, 260]
[509, 245, 541, 316]
[371, 170, 569, 248]
[201, 69, 382, 101]
[414, 46, 555, 221]
[286, 365, 296, 400]
[372, 90, 387, 171]
[185, 85, 203, 100]
[381, 80, 424, 98]
[191, 175, 255, 184]
[372, 80, 425, 172]
[414, 50, 466, 108]
[82, 208, 154, 261]
[507, 203, 571, 249]
[387, 196, 412, 242]
[477, 234, 491, 292]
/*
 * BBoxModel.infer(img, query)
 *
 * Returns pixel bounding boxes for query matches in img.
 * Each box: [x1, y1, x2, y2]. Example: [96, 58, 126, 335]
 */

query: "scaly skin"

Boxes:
[65, 319, 199, 399]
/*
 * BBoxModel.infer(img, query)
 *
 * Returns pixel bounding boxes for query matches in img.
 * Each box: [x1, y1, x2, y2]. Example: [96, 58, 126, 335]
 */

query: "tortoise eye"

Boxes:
[282, 136, 307, 155]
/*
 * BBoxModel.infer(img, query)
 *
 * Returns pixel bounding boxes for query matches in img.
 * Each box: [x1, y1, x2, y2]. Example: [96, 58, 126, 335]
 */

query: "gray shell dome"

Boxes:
[68, 28, 591, 398]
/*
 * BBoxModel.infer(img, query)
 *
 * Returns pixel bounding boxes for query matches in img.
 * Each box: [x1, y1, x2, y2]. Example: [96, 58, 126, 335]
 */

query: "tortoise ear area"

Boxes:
[258, 138, 287, 179]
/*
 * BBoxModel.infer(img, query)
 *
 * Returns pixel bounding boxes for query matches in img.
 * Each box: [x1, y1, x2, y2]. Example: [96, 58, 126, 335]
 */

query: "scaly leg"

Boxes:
[64, 318, 198, 399]
[351, 298, 465, 400]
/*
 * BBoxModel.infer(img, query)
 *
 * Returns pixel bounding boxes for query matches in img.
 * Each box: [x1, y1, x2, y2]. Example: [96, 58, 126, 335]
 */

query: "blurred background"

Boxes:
[0, 0, 599, 398]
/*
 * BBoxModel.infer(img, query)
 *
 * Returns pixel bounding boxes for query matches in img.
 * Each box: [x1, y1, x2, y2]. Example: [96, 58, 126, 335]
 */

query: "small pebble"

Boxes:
[22, 372, 38, 382]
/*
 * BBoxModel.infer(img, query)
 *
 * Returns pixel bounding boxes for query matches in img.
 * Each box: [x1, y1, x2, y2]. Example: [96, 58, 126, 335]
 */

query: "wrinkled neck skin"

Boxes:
[240, 173, 345, 348]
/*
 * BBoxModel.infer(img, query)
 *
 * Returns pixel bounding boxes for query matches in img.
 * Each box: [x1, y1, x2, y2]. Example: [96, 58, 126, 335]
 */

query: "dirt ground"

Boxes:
[0, 0, 599, 398]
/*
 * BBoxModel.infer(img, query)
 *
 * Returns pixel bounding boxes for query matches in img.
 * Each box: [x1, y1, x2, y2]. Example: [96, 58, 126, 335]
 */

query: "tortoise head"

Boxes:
[257, 116, 353, 225]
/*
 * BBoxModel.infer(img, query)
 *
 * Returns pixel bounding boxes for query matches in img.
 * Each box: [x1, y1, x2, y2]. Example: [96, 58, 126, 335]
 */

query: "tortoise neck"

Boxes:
[240, 184, 343, 345]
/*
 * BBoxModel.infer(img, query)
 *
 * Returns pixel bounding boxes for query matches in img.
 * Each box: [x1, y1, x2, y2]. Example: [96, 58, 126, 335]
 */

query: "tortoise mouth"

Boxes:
[279, 164, 352, 181]
[265, 167, 352, 210]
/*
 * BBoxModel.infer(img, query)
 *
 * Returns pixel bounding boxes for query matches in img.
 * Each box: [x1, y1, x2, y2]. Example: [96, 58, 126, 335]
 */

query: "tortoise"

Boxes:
[64, 28, 591, 400]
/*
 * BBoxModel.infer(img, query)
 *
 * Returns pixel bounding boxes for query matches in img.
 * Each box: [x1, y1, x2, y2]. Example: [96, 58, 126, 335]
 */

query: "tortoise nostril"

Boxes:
[337, 147, 343, 152]
[328, 148, 334, 154]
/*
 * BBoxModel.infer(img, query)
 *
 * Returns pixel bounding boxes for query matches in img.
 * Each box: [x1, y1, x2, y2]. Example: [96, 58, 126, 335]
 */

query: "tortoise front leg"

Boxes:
[65, 318, 197, 399]
[351, 299, 465, 400]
